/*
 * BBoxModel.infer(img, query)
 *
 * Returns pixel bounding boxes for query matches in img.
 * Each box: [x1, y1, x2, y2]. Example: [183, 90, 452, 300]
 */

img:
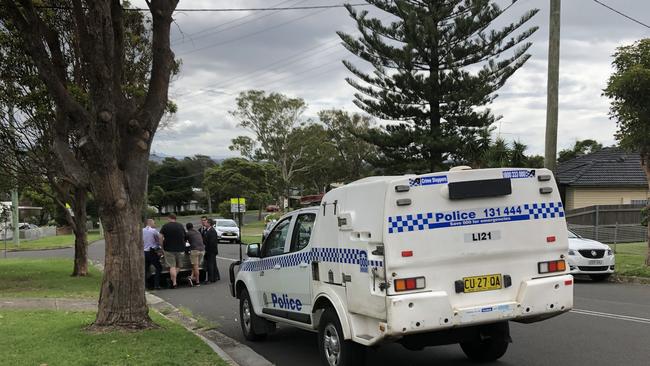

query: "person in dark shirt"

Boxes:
[199, 216, 208, 236]
[185, 222, 205, 286]
[160, 214, 185, 289]
[203, 218, 220, 282]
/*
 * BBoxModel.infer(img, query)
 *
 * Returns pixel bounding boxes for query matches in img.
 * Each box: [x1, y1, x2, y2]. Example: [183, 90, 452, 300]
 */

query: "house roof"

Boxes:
[556, 147, 647, 187]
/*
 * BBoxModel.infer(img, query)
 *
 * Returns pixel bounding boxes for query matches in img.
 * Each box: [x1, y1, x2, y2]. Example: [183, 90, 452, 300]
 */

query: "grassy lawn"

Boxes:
[241, 219, 265, 244]
[0, 258, 101, 298]
[613, 242, 650, 277]
[2, 232, 103, 251]
[0, 310, 227, 366]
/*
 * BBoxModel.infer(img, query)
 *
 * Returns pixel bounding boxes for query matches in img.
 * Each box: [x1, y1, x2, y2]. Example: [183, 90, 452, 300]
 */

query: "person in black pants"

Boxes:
[203, 218, 220, 282]
[143, 219, 163, 290]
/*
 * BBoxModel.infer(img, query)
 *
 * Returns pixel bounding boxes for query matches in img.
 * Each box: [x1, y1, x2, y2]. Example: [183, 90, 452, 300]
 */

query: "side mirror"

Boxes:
[247, 243, 261, 258]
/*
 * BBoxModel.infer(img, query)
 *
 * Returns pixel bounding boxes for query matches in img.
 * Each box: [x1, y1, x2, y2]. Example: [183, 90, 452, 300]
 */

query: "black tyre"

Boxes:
[239, 288, 266, 341]
[318, 308, 365, 366]
[589, 273, 611, 282]
[460, 337, 509, 362]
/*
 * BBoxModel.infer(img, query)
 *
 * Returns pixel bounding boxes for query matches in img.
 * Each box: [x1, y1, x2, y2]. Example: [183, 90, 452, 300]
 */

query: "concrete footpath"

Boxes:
[0, 298, 96, 311]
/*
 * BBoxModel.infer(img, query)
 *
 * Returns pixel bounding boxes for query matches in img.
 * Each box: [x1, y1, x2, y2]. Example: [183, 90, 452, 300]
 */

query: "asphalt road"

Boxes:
[6, 240, 650, 366]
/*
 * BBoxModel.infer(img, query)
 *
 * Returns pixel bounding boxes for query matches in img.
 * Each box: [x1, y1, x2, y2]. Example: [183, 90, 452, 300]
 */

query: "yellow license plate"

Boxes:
[463, 274, 503, 293]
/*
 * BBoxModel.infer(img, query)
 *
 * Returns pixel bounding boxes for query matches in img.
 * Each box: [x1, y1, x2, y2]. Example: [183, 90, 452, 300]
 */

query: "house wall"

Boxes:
[565, 187, 649, 209]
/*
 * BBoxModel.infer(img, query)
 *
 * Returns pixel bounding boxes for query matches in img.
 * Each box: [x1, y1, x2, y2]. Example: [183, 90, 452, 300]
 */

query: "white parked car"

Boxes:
[215, 219, 240, 243]
[567, 230, 615, 281]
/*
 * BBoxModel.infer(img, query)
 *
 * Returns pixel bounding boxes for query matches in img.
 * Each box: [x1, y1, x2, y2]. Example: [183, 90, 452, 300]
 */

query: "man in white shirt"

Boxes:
[143, 219, 163, 290]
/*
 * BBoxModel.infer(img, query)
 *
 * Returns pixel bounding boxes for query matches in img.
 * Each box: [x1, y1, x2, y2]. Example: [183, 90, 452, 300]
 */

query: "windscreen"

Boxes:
[217, 220, 237, 227]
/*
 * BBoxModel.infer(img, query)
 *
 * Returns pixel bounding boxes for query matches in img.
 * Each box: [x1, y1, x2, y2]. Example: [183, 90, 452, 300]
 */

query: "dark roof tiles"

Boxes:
[556, 147, 647, 187]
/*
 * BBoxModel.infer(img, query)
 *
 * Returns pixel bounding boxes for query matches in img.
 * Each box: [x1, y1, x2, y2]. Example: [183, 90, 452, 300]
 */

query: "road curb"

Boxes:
[609, 274, 650, 285]
[90, 259, 272, 366]
[146, 292, 274, 366]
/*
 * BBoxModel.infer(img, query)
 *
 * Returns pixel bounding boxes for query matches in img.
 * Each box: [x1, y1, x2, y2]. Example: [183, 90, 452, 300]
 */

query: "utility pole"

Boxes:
[544, 0, 561, 172]
[206, 187, 212, 214]
[8, 104, 19, 246]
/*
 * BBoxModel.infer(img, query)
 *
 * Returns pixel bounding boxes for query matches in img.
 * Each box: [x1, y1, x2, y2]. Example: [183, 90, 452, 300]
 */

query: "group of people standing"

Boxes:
[143, 214, 221, 289]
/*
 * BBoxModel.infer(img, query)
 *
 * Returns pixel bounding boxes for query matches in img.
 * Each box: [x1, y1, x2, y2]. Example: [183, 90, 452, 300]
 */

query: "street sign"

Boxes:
[230, 198, 246, 213]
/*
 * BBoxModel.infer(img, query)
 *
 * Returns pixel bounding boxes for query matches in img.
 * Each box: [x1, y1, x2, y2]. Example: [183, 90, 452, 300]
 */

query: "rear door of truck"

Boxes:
[383, 168, 568, 311]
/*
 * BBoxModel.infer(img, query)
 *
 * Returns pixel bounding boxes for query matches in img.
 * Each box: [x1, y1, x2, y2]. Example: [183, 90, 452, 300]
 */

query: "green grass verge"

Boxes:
[2, 232, 103, 251]
[0, 310, 227, 366]
[241, 219, 265, 244]
[178, 306, 219, 330]
[0, 258, 101, 298]
[612, 242, 650, 277]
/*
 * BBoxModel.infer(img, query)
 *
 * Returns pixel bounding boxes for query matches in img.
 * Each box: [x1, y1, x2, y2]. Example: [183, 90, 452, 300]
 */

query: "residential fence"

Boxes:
[1, 226, 58, 241]
[566, 204, 648, 243]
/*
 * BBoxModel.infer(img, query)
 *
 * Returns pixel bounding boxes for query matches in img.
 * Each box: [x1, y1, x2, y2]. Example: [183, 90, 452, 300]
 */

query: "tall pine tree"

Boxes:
[338, 0, 539, 173]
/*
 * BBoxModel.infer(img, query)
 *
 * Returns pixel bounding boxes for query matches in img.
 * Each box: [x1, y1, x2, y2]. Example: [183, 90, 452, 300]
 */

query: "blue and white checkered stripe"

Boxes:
[388, 201, 565, 234]
[240, 247, 384, 272]
[524, 202, 564, 219]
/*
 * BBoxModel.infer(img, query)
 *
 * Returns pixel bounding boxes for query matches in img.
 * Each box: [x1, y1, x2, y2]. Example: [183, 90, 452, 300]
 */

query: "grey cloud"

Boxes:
[129, 0, 649, 159]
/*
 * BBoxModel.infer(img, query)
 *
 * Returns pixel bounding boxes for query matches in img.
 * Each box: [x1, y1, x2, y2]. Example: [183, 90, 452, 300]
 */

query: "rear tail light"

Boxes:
[394, 276, 425, 292]
[538, 260, 566, 274]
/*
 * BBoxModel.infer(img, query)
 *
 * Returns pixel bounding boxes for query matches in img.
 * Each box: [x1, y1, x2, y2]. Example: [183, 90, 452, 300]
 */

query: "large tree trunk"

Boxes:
[71, 187, 88, 277]
[2, 0, 178, 330]
[94, 204, 150, 328]
[92, 167, 152, 329]
[56, 183, 89, 277]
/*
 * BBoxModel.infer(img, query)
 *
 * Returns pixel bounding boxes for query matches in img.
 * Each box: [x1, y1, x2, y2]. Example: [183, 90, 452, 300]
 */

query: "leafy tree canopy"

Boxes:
[558, 139, 603, 162]
[338, 0, 539, 173]
[603, 38, 650, 267]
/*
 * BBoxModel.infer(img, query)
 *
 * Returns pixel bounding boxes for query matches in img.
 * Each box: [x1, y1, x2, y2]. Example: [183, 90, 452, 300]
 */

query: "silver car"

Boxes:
[567, 230, 615, 282]
[215, 219, 240, 243]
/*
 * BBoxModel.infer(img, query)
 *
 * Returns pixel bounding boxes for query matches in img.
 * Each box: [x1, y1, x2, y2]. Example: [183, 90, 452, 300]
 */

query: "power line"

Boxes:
[253, 56, 344, 90]
[276, 63, 344, 90]
[20, 3, 370, 12]
[159, 4, 371, 12]
[591, 0, 650, 30]
[215, 42, 344, 90]
[179, 7, 332, 56]
[171, 0, 304, 45]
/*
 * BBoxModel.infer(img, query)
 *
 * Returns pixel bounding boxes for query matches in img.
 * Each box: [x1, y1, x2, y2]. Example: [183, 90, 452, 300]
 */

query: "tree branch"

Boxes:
[138, 0, 178, 132]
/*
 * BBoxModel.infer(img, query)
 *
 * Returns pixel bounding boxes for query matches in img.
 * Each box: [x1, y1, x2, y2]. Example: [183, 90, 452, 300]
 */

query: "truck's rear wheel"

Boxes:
[318, 308, 365, 366]
[460, 337, 509, 362]
[239, 288, 266, 341]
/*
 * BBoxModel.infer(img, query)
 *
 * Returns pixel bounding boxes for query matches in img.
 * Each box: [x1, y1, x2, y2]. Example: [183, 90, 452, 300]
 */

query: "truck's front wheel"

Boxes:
[318, 308, 365, 366]
[460, 337, 509, 362]
[239, 288, 266, 341]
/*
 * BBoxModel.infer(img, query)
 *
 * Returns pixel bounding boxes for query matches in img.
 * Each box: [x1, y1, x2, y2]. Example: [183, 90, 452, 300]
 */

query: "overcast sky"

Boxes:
[133, 0, 650, 159]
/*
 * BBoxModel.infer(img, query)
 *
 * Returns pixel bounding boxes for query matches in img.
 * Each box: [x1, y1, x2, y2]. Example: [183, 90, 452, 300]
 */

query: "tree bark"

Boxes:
[71, 187, 88, 277]
[93, 201, 151, 329]
[53, 181, 89, 277]
[2, 0, 178, 330]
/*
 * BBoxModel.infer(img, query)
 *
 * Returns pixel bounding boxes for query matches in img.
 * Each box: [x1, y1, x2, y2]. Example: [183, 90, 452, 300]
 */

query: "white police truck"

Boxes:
[229, 167, 573, 366]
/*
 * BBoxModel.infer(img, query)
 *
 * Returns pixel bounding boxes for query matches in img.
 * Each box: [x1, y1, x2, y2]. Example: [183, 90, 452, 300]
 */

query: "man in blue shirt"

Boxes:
[143, 219, 163, 290]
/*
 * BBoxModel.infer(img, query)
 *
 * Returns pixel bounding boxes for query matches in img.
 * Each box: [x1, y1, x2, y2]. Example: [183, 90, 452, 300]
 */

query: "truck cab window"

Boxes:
[290, 213, 316, 252]
[262, 217, 291, 257]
